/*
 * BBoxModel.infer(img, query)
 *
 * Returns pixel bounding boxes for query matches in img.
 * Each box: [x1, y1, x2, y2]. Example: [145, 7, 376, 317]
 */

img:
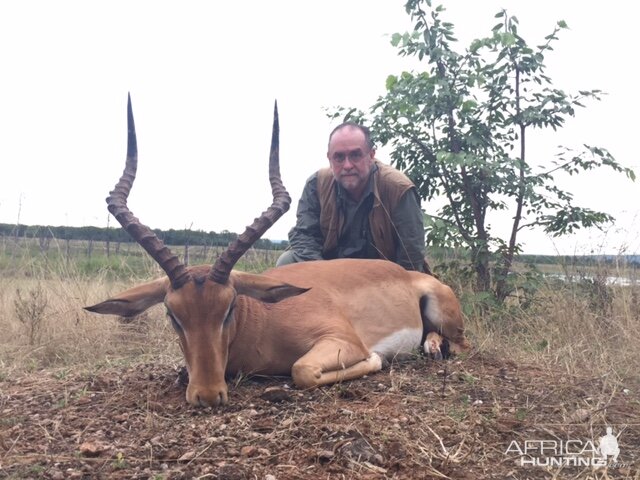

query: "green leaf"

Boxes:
[386, 75, 398, 91]
[501, 32, 516, 46]
[461, 99, 478, 111]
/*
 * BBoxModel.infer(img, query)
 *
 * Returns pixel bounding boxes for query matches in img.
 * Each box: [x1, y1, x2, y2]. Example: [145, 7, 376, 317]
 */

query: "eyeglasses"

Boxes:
[330, 149, 369, 165]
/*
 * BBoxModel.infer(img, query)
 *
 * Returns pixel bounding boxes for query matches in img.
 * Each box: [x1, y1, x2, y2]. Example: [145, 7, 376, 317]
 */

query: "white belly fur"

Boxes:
[370, 328, 422, 358]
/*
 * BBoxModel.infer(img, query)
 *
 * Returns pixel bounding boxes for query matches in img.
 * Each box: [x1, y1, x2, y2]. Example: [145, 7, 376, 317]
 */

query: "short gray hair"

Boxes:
[328, 122, 374, 151]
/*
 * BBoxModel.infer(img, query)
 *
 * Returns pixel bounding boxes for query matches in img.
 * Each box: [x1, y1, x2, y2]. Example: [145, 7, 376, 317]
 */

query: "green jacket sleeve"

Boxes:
[392, 188, 426, 272]
[287, 173, 324, 261]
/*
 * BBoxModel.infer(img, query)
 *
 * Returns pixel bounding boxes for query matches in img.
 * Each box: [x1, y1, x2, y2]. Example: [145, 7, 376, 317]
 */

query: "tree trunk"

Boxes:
[472, 244, 491, 293]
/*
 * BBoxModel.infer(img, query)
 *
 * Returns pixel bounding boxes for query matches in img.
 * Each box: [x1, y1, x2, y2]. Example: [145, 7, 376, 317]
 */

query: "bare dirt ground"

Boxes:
[1, 353, 638, 479]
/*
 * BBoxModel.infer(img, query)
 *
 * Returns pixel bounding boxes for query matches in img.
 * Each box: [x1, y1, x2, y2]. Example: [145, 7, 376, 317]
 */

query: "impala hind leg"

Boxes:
[421, 294, 471, 360]
[423, 329, 469, 360]
[291, 339, 382, 389]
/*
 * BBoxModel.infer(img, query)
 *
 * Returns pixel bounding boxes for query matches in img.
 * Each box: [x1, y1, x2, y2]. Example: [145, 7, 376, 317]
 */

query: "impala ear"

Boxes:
[84, 277, 169, 318]
[231, 271, 310, 303]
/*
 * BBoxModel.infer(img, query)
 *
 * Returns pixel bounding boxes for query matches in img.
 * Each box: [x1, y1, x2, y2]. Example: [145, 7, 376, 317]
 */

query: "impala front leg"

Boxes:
[291, 338, 382, 389]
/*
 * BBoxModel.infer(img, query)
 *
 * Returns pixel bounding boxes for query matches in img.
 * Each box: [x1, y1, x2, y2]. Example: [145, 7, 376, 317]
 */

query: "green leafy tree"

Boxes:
[332, 0, 634, 303]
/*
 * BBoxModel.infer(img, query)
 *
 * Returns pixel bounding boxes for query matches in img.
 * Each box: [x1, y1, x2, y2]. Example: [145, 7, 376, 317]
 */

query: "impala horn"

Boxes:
[209, 101, 290, 284]
[106, 94, 191, 289]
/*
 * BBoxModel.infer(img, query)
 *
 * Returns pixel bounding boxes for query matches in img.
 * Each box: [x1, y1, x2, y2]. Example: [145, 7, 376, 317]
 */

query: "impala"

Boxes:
[85, 96, 471, 407]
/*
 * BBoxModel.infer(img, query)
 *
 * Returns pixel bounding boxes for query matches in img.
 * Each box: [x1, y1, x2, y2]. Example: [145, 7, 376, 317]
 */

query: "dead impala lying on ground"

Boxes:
[85, 96, 471, 407]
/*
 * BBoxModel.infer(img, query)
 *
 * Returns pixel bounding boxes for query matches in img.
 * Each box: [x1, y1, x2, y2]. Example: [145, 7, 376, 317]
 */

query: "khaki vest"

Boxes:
[316, 160, 415, 262]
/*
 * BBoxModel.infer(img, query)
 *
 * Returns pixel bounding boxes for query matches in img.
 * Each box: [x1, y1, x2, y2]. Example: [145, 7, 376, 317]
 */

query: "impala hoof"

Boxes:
[432, 349, 444, 361]
[424, 332, 451, 360]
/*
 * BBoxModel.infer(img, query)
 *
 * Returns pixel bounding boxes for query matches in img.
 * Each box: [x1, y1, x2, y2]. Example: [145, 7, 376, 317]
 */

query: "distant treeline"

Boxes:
[519, 254, 640, 267]
[0, 223, 287, 250]
[424, 248, 639, 267]
[1, 223, 636, 266]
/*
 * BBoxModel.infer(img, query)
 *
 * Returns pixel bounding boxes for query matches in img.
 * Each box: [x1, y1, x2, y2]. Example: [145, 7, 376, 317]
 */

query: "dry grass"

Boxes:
[1, 249, 638, 384]
[0, 269, 177, 380]
[475, 269, 640, 383]
[0, 238, 283, 378]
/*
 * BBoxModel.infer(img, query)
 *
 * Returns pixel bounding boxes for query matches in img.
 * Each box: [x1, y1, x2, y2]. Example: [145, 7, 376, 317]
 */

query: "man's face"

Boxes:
[327, 127, 375, 201]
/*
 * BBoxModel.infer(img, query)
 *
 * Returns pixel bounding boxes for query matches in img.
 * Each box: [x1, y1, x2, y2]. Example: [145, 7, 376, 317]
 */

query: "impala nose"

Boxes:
[197, 392, 227, 408]
[187, 383, 229, 407]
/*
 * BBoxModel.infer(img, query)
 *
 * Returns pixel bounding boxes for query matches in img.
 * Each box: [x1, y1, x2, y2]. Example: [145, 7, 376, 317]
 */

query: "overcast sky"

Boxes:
[1, 1, 637, 256]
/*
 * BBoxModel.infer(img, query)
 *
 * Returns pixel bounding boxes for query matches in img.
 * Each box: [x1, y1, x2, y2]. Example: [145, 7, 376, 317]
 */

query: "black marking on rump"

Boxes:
[419, 295, 452, 359]
[419, 296, 435, 344]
